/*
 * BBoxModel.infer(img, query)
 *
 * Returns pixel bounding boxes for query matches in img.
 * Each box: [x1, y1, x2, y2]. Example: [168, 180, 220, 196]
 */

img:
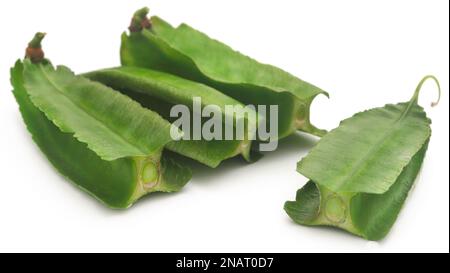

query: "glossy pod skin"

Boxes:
[284, 76, 440, 240]
[11, 34, 191, 209]
[120, 8, 328, 141]
[84, 66, 261, 168]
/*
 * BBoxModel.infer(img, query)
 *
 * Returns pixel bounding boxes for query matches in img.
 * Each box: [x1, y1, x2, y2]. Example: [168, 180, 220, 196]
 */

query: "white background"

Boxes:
[0, 0, 448, 253]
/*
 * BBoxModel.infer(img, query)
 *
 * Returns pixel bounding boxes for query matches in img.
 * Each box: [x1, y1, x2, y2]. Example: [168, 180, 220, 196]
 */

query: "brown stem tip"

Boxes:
[128, 7, 152, 32]
[26, 32, 46, 63]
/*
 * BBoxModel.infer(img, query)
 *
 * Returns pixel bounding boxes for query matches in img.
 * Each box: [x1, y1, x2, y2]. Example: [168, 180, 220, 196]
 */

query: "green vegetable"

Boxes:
[120, 7, 328, 140]
[83, 66, 261, 168]
[11, 33, 191, 209]
[284, 76, 440, 240]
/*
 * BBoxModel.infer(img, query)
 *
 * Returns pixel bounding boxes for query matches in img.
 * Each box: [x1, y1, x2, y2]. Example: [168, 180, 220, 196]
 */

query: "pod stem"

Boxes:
[411, 75, 441, 107]
[129, 7, 151, 32]
[26, 32, 46, 63]
[28, 32, 46, 48]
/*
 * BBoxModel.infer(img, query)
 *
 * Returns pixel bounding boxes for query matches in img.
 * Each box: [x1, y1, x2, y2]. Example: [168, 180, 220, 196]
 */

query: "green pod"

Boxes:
[120, 7, 328, 140]
[11, 34, 191, 209]
[84, 66, 261, 168]
[284, 76, 440, 240]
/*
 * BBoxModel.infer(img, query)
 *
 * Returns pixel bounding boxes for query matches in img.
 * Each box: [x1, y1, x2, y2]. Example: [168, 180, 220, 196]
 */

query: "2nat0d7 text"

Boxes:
[176, 257, 274, 270]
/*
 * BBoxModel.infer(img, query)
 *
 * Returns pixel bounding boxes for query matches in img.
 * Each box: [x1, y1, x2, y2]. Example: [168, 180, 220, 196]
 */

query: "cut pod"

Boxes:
[11, 34, 191, 209]
[284, 76, 440, 240]
[84, 66, 261, 168]
[120, 7, 328, 141]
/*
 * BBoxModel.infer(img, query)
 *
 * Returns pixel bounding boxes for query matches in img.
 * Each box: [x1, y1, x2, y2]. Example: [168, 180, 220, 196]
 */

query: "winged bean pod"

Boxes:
[284, 76, 441, 240]
[120, 7, 328, 141]
[84, 66, 262, 167]
[11, 34, 191, 208]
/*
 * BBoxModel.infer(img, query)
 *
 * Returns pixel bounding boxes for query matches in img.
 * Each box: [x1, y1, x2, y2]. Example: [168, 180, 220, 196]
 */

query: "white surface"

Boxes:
[0, 0, 448, 253]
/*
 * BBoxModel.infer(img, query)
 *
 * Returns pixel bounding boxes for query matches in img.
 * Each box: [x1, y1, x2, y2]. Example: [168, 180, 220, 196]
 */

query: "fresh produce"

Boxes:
[84, 66, 261, 167]
[284, 76, 440, 240]
[11, 33, 191, 208]
[120, 7, 328, 141]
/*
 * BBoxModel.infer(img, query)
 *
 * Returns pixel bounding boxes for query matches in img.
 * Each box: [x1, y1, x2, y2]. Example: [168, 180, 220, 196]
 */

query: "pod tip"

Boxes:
[412, 75, 441, 108]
